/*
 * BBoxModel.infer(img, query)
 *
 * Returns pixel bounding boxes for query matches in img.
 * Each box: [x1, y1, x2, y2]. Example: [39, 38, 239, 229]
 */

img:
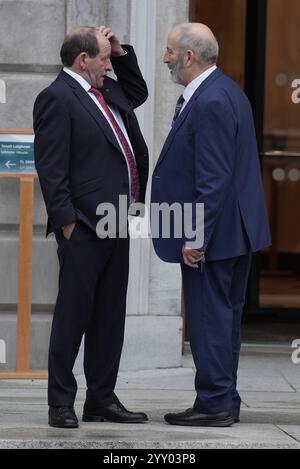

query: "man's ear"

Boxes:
[78, 52, 88, 71]
[185, 49, 194, 67]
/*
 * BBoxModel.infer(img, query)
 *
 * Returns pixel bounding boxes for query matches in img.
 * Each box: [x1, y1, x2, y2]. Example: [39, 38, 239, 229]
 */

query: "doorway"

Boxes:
[189, 0, 300, 341]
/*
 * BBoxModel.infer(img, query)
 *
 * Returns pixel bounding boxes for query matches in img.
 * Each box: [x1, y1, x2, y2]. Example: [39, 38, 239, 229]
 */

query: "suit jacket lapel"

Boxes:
[101, 86, 131, 132]
[156, 68, 223, 168]
[101, 84, 132, 114]
[59, 71, 124, 155]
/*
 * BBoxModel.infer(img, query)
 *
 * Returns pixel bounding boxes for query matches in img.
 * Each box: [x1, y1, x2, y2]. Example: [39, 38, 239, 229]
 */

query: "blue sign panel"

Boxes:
[0, 135, 36, 173]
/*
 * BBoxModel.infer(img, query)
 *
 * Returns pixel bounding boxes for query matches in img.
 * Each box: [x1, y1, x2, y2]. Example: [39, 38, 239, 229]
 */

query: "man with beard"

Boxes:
[151, 23, 271, 427]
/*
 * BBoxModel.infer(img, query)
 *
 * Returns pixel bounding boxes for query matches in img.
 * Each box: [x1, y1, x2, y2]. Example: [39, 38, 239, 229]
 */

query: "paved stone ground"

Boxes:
[0, 349, 300, 449]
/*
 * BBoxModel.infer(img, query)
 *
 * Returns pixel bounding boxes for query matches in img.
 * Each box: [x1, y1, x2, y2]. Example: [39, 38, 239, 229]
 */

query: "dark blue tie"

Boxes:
[172, 95, 185, 127]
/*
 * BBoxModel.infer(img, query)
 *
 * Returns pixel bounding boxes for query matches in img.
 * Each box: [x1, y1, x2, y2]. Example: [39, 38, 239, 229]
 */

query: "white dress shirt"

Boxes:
[63, 67, 135, 195]
[180, 65, 217, 114]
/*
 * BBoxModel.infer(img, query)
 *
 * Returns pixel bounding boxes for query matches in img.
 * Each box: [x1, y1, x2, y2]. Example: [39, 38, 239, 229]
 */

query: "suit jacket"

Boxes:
[151, 68, 271, 262]
[33, 46, 149, 236]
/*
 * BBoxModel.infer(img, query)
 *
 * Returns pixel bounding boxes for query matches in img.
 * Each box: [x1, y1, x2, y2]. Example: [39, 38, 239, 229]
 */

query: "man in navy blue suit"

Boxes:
[34, 26, 148, 428]
[151, 23, 271, 427]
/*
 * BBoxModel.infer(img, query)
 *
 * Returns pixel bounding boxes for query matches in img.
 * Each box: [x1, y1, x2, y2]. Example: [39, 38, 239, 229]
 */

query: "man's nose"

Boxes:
[163, 52, 169, 63]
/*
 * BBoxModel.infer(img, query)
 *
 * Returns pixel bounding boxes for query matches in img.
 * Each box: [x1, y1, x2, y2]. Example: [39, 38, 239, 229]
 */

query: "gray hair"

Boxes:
[176, 26, 219, 65]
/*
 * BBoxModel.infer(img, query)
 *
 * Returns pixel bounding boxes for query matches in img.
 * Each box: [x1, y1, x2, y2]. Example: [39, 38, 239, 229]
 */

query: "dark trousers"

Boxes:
[48, 222, 129, 408]
[181, 254, 252, 415]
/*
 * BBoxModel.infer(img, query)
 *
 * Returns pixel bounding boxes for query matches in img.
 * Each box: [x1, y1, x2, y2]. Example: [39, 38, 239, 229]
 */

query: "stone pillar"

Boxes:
[118, 0, 190, 371]
[150, 0, 189, 322]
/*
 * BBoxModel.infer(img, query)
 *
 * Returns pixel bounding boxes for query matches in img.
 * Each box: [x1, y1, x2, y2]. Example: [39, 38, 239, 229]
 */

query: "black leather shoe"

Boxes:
[49, 406, 79, 429]
[164, 408, 234, 427]
[234, 416, 240, 423]
[83, 401, 148, 424]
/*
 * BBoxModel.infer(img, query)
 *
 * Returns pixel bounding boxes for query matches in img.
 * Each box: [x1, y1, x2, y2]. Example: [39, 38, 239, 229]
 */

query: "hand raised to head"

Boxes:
[97, 26, 125, 56]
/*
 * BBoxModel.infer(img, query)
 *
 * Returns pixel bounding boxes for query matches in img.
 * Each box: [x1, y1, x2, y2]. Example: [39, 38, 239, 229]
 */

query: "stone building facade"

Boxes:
[0, 0, 189, 372]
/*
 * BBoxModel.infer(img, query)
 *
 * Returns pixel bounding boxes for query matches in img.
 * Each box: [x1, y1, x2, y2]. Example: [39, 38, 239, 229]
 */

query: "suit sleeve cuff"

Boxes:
[49, 208, 78, 232]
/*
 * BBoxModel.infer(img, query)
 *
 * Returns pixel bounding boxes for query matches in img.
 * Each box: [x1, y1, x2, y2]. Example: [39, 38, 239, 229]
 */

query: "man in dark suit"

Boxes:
[34, 26, 149, 428]
[151, 23, 271, 427]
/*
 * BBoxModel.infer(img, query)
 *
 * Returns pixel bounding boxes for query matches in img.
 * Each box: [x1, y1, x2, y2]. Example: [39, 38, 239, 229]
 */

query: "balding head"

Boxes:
[60, 26, 110, 67]
[60, 26, 112, 89]
[170, 23, 219, 66]
[172, 23, 216, 42]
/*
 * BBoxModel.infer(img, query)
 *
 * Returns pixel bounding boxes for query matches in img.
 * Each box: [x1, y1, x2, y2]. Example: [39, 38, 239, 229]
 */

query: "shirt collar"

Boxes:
[63, 67, 92, 92]
[183, 65, 217, 104]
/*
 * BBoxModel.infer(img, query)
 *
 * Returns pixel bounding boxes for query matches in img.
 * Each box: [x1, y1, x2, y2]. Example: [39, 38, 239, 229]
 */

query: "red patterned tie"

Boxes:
[90, 87, 140, 202]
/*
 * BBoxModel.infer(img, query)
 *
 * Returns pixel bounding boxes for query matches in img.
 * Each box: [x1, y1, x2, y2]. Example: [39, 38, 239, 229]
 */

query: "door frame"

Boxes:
[189, 0, 300, 316]
[243, 0, 267, 315]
